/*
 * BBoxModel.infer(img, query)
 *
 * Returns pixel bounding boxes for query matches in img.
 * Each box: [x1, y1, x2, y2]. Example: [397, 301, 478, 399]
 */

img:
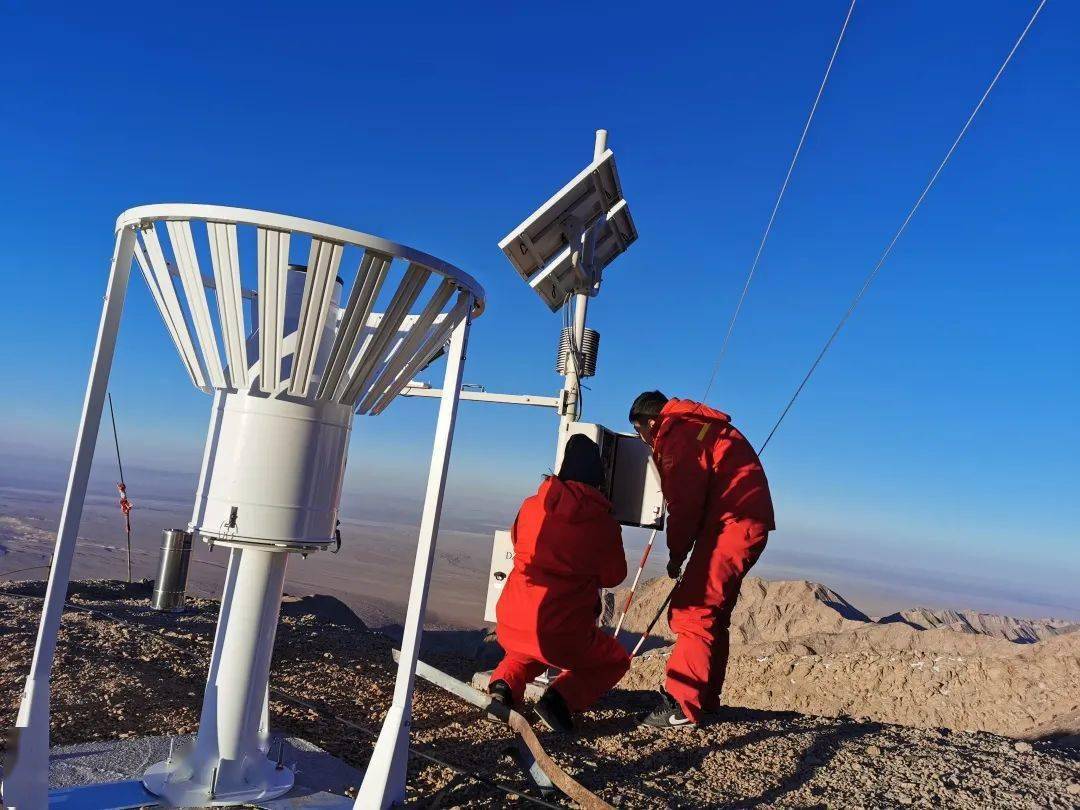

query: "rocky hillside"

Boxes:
[1, 579, 1078, 808]
[609, 576, 1080, 742]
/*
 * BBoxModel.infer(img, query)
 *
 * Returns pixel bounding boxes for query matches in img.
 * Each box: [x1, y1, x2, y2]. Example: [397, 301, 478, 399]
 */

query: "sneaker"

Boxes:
[533, 688, 574, 733]
[639, 690, 696, 730]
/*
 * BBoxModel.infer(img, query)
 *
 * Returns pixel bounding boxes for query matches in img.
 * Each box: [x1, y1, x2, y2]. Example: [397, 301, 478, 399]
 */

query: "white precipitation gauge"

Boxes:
[1, 204, 484, 808]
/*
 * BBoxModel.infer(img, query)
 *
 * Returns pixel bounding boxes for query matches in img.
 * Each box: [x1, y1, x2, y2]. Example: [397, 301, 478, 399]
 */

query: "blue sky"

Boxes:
[1, 2, 1076, 614]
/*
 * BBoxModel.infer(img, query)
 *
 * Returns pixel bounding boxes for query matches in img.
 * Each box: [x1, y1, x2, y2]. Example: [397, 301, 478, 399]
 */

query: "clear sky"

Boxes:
[1, 2, 1076, 616]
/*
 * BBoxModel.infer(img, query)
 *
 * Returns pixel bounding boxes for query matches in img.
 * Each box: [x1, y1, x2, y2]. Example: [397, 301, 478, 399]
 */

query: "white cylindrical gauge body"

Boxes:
[191, 392, 353, 547]
[191, 266, 352, 549]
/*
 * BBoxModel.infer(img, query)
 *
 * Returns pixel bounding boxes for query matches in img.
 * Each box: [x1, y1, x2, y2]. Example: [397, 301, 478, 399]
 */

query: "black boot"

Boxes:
[534, 687, 574, 733]
[488, 679, 513, 711]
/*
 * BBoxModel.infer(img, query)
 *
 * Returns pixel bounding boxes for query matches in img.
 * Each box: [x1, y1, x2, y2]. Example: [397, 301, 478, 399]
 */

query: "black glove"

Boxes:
[667, 558, 684, 580]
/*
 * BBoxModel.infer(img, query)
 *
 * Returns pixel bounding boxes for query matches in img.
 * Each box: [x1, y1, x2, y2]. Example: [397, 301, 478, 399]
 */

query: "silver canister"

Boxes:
[151, 529, 193, 612]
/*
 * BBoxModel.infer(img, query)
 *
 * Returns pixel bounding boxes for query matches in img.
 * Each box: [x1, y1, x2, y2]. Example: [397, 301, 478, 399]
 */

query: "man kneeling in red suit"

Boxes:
[488, 434, 629, 732]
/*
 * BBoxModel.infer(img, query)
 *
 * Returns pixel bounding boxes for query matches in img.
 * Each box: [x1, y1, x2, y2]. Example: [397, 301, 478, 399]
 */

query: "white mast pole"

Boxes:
[356, 299, 473, 809]
[557, 128, 607, 436]
[3, 226, 136, 808]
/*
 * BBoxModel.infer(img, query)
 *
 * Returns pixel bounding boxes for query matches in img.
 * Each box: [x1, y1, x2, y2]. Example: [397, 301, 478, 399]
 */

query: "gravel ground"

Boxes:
[1, 579, 1077, 808]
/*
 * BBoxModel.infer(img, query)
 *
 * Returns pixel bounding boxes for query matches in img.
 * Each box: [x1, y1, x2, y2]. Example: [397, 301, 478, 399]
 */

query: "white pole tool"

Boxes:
[613, 528, 658, 637]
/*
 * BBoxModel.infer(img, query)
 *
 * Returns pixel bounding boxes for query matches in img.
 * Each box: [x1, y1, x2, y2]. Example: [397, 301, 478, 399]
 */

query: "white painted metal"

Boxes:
[134, 224, 208, 391]
[368, 296, 469, 415]
[399, 385, 560, 409]
[143, 547, 293, 806]
[132, 234, 206, 389]
[483, 530, 514, 623]
[118, 205, 485, 306]
[288, 239, 344, 397]
[166, 219, 228, 388]
[2, 227, 136, 809]
[125, 205, 482, 406]
[338, 264, 429, 407]
[319, 250, 392, 399]
[527, 199, 634, 303]
[356, 308, 472, 809]
[357, 279, 455, 414]
[256, 228, 291, 393]
[207, 222, 250, 389]
[498, 130, 636, 311]
[558, 291, 590, 434]
[6, 203, 485, 809]
[192, 393, 353, 547]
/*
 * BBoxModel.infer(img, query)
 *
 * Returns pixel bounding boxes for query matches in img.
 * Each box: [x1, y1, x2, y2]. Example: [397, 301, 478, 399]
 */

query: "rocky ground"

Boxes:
[1, 579, 1078, 808]
[610, 577, 1080, 743]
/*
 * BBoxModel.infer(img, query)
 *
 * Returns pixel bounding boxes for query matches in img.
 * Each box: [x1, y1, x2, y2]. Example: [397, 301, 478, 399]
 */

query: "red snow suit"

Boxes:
[651, 399, 774, 721]
[492, 476, 630, 711]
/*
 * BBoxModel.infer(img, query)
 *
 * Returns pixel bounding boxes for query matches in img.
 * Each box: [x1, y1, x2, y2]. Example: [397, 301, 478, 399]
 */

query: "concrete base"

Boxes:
[41, 734, 361, 809]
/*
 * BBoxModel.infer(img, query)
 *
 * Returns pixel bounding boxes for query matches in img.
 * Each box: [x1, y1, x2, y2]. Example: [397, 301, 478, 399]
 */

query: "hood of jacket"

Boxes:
[659, 398, 731, 426]
[536, 476, 613, 524]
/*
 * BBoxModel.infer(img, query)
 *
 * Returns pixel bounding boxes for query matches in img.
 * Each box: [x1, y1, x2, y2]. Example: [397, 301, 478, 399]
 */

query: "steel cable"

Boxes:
[757, 0, 1049, 454]
[703, 0, 857, 402]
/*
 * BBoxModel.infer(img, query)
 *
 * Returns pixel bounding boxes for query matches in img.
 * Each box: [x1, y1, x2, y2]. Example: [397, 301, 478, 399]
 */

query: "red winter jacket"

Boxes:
[495, 477, 627, 648]
[652, 399, 775, 565]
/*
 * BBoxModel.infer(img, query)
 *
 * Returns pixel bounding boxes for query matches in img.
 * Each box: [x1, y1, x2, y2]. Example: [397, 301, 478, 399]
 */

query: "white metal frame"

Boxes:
[355, 312, 471, 808]
[2, 205, 484, 810]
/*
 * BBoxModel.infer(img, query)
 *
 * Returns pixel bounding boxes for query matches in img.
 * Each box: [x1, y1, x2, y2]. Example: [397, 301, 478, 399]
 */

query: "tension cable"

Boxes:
[757, 0, 1049, 455]
[703, 0, 857, 402]
[107, 392, 133, 582]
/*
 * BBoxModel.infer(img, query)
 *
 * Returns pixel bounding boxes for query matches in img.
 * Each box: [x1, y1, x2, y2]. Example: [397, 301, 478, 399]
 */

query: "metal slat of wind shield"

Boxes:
[337, 264, 430, 406]
[340, 267, 429, 407]
[317, 249, 392, 400]
[357, 279, 456, 413]
[207, 222, 249, 389]
[256, 228, 291, 394]
[369, 295, 469, 415]
[132, 232, 207, 390]
[165, 220, 226, 388]
[339, 317, 379, 396]
[254, 228, 289, 397]
[287, 239, 344, 398]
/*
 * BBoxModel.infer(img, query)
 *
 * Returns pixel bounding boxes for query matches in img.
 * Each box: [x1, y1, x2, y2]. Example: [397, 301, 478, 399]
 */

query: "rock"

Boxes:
[1066, 783, 1079, 796]
[1013, 741, 1033, 753]
[865, 744, 882, 757]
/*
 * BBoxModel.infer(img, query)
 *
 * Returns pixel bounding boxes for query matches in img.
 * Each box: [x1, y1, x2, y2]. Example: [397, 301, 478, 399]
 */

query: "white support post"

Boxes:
[2, 226, 136, 809]
[556, 129, 607, 440]
[356, 301, 473, 809]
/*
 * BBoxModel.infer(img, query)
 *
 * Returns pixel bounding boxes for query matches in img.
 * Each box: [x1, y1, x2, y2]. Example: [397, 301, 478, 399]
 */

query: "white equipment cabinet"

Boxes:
[554, 423, 665, 529]
[483, 530, 514, 623]
[2, 204, 484, 810]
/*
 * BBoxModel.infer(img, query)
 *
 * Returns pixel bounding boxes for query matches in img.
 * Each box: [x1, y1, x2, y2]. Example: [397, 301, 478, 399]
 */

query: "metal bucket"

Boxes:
[152, 529, 193, 612]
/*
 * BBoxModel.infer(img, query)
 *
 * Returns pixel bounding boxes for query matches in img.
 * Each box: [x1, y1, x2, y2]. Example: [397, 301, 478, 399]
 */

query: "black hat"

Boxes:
[558, 434, 605, 490]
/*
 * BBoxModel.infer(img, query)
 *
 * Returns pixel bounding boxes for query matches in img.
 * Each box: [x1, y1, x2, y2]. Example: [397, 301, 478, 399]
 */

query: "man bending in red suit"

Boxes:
[630, 391, 774, 729]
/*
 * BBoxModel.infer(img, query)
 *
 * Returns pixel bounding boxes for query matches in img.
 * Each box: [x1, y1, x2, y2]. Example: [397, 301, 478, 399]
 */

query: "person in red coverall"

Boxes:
[629, 391, 775, 729]
[488, 434, 629, 733]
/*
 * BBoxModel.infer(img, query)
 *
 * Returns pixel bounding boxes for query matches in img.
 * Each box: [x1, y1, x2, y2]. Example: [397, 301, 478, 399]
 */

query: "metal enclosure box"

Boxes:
[555, 422, 665, 529]
[484, 530, 514, 623]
